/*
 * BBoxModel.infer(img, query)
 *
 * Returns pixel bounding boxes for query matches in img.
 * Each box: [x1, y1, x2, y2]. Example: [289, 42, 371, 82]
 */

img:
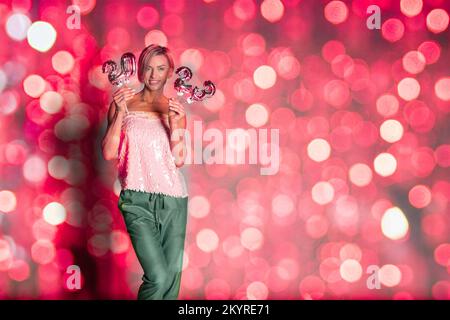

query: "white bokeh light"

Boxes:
[27, 21, 57, 52]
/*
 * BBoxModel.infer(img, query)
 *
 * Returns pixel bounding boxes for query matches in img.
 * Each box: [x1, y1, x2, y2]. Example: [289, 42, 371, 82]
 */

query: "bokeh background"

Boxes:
[0, 0, 449, 299]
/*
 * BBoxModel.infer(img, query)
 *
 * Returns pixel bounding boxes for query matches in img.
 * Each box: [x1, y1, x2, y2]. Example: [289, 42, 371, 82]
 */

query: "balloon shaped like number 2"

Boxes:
[174, 66, 215, 104]
[102, 52, 137, 87]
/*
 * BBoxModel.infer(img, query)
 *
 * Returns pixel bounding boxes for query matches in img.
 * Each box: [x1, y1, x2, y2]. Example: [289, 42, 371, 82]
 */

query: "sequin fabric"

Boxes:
[117, 111, 188, 198]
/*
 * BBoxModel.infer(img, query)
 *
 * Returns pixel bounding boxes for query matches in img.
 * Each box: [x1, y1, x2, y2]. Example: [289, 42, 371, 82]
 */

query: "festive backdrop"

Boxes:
[0, 0, 449, 299]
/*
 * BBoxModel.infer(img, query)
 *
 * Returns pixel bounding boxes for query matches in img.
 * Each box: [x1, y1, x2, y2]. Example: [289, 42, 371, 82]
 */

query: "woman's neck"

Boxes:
[139, 87, 165, 103]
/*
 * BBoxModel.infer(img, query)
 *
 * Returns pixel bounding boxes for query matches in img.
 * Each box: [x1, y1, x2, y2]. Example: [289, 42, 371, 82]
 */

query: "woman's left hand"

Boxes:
[168, 98, 186, 125]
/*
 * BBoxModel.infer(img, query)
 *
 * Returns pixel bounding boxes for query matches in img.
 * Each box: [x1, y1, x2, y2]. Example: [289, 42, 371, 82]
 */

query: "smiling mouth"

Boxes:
[149, 80, 160, 84]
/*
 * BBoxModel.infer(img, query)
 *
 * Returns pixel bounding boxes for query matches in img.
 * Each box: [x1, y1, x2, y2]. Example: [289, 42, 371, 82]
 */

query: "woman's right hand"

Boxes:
[113, 87, 135, 112]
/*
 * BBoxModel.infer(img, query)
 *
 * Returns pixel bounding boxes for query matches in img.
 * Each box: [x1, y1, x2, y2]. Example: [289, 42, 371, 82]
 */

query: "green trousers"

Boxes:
[118, 189, 188, 300]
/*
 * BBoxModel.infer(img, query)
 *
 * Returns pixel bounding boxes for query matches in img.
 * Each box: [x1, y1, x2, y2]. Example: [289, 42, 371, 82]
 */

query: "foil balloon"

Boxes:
[102, 52, 137, 87]
[174, 66, 216, 104]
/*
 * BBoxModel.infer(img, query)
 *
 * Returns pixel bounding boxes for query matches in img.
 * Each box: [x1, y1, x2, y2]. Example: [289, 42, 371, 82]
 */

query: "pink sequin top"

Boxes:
[117, 110, 188, 198]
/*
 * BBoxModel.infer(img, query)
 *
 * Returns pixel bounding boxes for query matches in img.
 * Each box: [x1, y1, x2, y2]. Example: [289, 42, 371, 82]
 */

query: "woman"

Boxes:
[101, 44, 189, 300]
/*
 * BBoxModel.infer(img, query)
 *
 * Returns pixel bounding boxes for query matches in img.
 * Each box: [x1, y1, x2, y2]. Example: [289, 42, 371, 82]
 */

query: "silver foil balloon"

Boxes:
[102, 52, 136, 87]
[174, 66, 216, 104]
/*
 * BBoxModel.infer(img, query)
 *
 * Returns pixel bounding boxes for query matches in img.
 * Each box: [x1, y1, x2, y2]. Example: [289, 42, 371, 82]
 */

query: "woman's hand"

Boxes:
[113, 87, 135, 112]
[168, 97, 186, 126]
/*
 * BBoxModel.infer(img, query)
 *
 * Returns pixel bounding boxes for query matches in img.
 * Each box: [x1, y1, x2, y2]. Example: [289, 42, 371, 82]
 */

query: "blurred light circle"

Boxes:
[223, 236, 245, 258]
[307, 138, 331, 162]
[233, 0, 257, 21]
[260, 0, 284, 23]
[403, 100, 434, 133]
[23, 74, 46, 98]
[349, 163, 372, 187]
[27, 21, 57, 52]
[376, 94, 399, 117]
[382, 18, 405, 42]
[381, 207, 409, 240]
[52, 51, 75, 75]
[339, 243, 362, 261]
[0, 89, 19, 114]
[0, 239, 12, 262]
[305, 214, 329, 239]
[23, 155, 47, 183]
[5, 140, 28, 164]
[322, 40, 346, 63]
[0, 70, 7, 94]
[88, 234, 109, 257]
[320, 257, 341, 283]
[241, 227, 263, 251]
[196, 229, 219, 252]
[374, 152, 397, 177]
[379, 264, 402, 287]
[299, 275, 325, 299]
[31, 240, 56, 264]
[291, 85, 314, 111]
[340, 259, 362, 283]
[246, 281, 268, 300]
[418, 41, 441, 64]
[422, 213, 447, 239]
[40, 91, 63, 114]
[253, 65, 276, 89]
[435, 144, 450, 168]
[48, 156, 70, 180]
[434, 77, 450, 101]
[32, 218, 57, 241]
[426, 8, 449, 34]
[408, 184, 432, 209]
[136, 6, 159, 29]
[11, 0, 32, 11]
[324, 1, 348, 25]
[272, 194, 294, 217]
[72, 0, 96, 14]
[245, 103, 268, 127]
[144, 29, 168, 47]
[8, 260, 30, 282]
[183, 267, 204, 290]
[0, 190, 17, 213]
[43, 202, 66, 226]
[411, 147, 436, 176]
[434, 243, 450, 267]
[242, 33, 266, 56]
[110, 230, 130, 254]
[54, 115, 90, 142]
[380, 119, 404, 143]
[397, 77, 420, 101]
[432, 281, 450, 299]
[204, 278, 232, 300]
[400, 0, 423, 17]
[277, 258, 299, 281]
[311, 181, 334, 205]
[331, 54, 354, 78]
[402, 50, 426, 74]
[88, 65, 109, 90]
[5, 13, 31, 41]
[188, 196, 210, 218]
[276, 55, 301, 80]
[107, 27, 130, 50]
[324, 79, 350, 108]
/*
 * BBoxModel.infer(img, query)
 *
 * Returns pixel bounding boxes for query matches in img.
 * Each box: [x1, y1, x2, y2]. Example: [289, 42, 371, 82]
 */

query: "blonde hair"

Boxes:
[137, 44, 174, 82]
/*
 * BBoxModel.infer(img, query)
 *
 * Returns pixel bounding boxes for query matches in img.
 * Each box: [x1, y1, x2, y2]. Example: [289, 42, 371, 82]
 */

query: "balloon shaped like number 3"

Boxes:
[174, 66, 216, 104]
[102, 52, 137, 87]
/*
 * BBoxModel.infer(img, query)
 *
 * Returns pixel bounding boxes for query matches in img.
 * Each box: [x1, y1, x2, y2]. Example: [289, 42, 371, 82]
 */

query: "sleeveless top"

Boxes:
[117, 110, 188, 198]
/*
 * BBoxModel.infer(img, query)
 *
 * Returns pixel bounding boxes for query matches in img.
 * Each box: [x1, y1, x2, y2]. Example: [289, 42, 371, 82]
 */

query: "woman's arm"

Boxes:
[101, 87, 135, 161]
[168, 99, 187, 168]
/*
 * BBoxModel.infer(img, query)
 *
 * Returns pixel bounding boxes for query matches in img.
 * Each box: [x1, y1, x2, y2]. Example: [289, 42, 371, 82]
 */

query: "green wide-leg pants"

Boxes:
[118, 189, 188, 300]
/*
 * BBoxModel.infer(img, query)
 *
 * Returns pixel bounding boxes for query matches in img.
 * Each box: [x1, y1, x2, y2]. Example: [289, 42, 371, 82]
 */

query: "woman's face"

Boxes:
[142, 54, 172, 91]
